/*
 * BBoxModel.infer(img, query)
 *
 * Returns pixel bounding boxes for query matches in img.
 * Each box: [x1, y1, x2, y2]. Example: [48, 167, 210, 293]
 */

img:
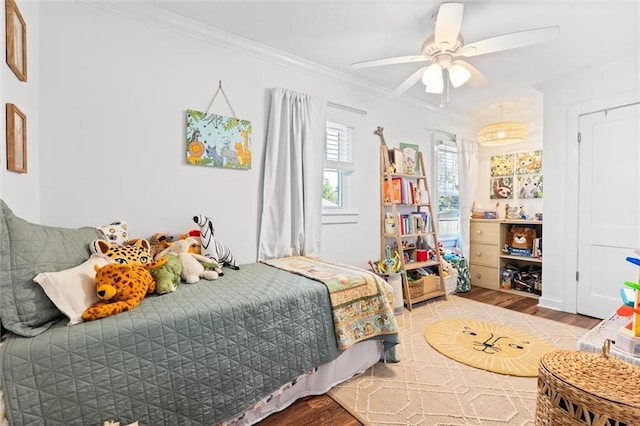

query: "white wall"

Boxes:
[472, 106, 544, 219]
[1, 0, 40, 222]
[37, 2, 470, 268]
[535, 56, 639, 312]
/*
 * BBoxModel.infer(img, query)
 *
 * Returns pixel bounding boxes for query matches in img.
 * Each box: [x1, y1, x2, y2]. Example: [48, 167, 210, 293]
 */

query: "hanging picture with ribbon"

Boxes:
[186, 81, 252, 170]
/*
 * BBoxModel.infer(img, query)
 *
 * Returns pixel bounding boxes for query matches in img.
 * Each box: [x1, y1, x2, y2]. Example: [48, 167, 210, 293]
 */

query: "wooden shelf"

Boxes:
[403, 289, 447, 305]
[500, 254, 542, 263]
[379, 142, 447, 311]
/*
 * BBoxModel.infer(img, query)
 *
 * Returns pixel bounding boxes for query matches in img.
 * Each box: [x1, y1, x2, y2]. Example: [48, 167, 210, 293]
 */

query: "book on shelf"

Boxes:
[384, 213, 397, 235]
[383, 177, 402, 203]
[532, 237, 542, 259]
[392, 148, 405, 174]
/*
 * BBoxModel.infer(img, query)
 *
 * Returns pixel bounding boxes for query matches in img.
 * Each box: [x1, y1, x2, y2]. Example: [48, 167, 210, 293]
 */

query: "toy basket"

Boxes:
[536, 340, 640, 425]
[408, 275, 437, 299]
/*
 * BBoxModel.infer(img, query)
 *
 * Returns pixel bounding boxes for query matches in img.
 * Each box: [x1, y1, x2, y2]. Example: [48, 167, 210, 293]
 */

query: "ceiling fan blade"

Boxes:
[391, 66, 429, 97]
[452, 60, 488, 88]
[435, 2, 464, 48]
[351, 55, 428, 69]
[457, 26, 560, 58]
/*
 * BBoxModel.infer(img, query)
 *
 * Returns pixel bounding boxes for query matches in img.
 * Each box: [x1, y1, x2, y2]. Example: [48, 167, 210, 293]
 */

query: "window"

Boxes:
[322, 122, 357, 224]
[436, 142, 459, 240]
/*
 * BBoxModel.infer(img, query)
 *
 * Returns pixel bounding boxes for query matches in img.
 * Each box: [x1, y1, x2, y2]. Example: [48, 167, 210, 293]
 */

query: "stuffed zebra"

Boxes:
[192, 214, 240, 270]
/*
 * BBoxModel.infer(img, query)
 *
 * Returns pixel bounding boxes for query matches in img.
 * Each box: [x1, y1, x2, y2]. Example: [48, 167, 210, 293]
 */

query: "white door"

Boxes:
[577, 103, 639, 319]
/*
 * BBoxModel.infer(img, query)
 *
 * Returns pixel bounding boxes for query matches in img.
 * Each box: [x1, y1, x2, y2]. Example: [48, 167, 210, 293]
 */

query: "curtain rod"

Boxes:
[328, 101, 367, 116]
[427, 128, 457, 141]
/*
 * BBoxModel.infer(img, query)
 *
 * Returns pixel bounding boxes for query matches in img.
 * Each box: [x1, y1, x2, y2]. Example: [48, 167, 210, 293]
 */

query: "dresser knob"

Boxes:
[476, 230, 482, 235]
[476, 273, 481, 279]
[475, 252, 481, 257]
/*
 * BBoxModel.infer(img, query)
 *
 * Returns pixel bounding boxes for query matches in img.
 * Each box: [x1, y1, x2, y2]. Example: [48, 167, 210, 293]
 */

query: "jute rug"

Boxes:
[328, 295, 588, 425]
[424, 319, 558, 377]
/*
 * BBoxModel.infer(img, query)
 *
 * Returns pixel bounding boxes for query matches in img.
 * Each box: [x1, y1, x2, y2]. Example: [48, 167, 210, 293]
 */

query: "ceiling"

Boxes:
[142, 1, 639, 122]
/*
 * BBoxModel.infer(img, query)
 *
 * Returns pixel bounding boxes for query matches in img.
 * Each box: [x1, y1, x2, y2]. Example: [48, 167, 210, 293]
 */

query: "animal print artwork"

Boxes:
[186, 109, 252, 170]
[490, 177, 513, 199]
[490, 154, 514, 177]
[488, 150, 543, 200]
[515, 150, 542, 175]
[517, 174, 543, 199]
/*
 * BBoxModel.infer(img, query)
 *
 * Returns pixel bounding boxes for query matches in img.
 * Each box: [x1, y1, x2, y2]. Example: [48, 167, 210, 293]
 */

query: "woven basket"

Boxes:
[407, 278, 424, 299]
[408, 275, 437, 299]
[536, 340, 640, 425]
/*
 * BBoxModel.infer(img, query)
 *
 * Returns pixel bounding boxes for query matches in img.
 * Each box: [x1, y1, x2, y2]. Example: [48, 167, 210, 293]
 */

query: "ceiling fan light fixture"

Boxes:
[421, 63, 442, 84]
[448, 63, 471, 88]
[477, 121, 528, 146]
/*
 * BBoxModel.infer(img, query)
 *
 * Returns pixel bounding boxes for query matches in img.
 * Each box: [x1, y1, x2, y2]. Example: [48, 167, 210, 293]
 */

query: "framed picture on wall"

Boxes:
[5, 0, 27, 82]
[6, 103, 27, 173]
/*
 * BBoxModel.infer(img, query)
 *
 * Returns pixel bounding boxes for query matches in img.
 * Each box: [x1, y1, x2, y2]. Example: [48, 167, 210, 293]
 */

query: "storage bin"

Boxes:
[408, 275, 438, 299]
[536, 340, 640, 425]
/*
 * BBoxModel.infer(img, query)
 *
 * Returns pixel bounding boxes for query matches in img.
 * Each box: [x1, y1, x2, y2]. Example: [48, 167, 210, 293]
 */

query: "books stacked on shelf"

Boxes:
[383, 177, 427, 205]
[532, 237, 542, 259]
[395, 212, 431, 236]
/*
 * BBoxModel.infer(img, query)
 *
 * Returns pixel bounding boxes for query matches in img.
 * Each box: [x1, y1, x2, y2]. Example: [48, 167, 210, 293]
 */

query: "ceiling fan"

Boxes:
[351, 2, 559, 97]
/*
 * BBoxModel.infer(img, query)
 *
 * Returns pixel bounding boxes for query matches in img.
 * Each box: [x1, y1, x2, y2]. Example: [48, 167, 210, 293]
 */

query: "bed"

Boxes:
[0, 200, 399, 425]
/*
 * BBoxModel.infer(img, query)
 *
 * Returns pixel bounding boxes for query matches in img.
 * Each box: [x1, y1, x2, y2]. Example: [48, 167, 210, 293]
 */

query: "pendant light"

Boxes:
[477, 106, 527, 146]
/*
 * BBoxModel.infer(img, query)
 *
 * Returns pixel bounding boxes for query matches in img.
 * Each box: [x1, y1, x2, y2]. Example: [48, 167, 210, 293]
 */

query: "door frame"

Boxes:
[565, 90, 639, 314]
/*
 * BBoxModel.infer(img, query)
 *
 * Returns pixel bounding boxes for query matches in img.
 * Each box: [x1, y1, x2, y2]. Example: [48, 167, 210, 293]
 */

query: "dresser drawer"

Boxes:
[470, 221, 499, 244]
[469, 243, 499, 267]
[469, 264, 499, 290]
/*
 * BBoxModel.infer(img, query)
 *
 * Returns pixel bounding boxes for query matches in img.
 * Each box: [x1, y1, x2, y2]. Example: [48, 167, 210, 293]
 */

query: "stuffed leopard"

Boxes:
[90, 238, 154, 265]
[90, 238, 181, 294]
[82, 257, 167, 321]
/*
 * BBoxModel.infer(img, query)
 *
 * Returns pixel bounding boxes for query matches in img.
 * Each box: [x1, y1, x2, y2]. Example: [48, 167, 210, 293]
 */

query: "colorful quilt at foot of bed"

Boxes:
[262, 256, 399, 351]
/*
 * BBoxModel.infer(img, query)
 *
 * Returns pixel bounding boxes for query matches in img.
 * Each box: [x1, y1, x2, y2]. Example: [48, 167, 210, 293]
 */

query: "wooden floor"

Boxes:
[256, 287, 602, 426]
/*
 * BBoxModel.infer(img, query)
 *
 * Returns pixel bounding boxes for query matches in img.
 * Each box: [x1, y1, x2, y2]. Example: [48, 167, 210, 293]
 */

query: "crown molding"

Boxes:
[81, 1, 463, 120]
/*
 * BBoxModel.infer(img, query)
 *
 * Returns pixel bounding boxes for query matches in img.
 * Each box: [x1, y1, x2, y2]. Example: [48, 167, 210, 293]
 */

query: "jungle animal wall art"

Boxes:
[490, 177, 513, 199]
[490, 154, 514, 177]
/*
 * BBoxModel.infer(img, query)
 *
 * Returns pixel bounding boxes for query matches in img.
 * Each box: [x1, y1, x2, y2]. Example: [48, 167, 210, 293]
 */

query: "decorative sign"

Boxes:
[186, 109, 252, 170]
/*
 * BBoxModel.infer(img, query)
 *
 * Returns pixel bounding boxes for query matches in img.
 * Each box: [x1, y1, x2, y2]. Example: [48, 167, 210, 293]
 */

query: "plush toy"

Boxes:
[193, 214, 240, 270]
[148, 232, 174, 259]
[82, 257, 167, 321]
[177, 230, 201, 254]
[506, 226, 537, 255]
[149, 254, 182, 294]
[156, 237, 222, 283]
[90, 238, 180, 294]
[90, 238, 154, 265]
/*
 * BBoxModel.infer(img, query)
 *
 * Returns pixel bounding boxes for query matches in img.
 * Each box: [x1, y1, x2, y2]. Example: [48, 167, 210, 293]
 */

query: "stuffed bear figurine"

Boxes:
[155, 237, 222, 284]
[82, 257, 166, 321]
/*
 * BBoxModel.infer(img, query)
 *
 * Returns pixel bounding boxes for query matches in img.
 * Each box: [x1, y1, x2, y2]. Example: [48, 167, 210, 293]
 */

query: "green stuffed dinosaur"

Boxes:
[149, 254, 183, 294]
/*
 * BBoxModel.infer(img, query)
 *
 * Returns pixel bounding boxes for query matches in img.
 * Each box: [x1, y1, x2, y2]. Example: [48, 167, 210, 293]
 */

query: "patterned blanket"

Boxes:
[262, 256, 399, 351]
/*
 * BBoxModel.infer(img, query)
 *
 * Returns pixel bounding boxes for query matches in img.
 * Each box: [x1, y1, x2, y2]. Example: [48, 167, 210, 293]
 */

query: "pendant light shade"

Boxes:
[477, 105, 528, 146]
[477, 120, 528, 146]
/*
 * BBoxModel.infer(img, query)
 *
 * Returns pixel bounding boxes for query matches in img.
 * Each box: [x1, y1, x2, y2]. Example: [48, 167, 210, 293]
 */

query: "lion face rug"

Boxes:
[424, 318, 557, 376]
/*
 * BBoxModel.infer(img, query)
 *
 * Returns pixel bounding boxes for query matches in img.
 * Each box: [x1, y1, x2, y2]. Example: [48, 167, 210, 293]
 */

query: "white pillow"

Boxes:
[34, 255, 110, 325]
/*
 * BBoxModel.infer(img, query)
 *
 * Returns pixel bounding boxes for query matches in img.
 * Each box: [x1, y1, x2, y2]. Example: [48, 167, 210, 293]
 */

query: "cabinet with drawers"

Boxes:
[469, 219, 543, 298]
[469, 220, 500, 290]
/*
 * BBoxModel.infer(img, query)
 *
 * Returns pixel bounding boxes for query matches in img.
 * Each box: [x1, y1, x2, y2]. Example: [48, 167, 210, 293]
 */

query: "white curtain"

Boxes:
[456, 136, 478, 258]
[258, 88, 326, 260]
